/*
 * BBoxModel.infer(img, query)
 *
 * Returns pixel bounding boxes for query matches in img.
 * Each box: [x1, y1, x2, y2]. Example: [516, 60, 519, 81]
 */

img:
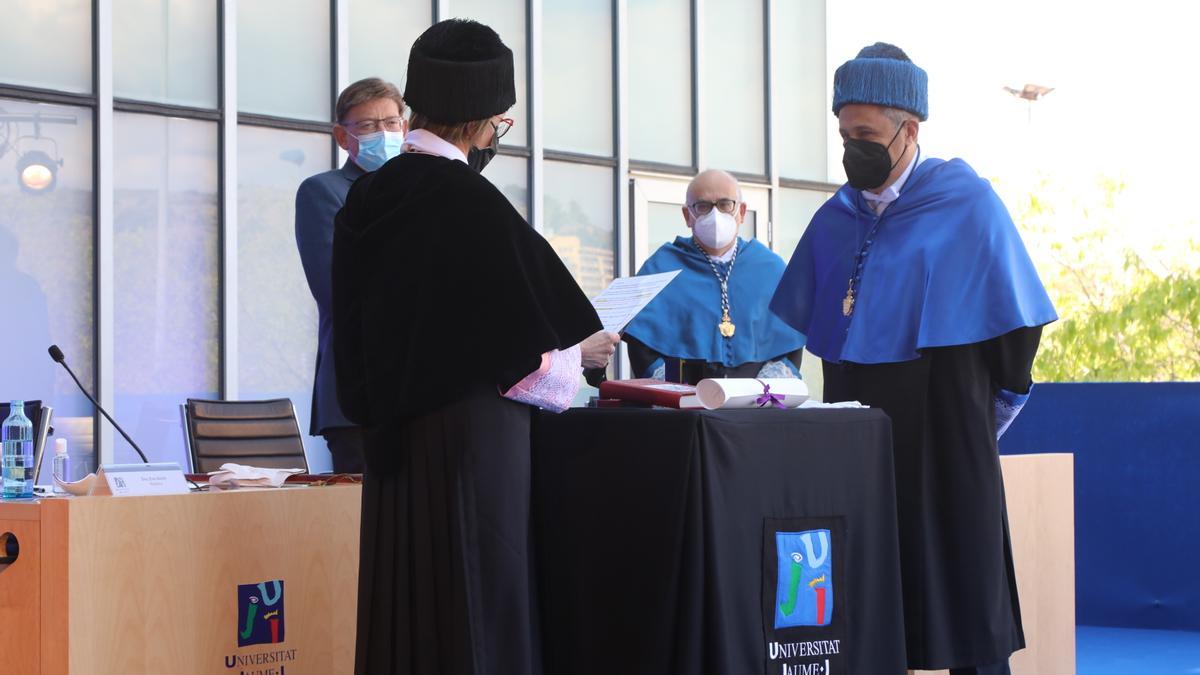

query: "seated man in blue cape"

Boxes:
[769, 43, 1058, 675]
[623, 169, 805, 382]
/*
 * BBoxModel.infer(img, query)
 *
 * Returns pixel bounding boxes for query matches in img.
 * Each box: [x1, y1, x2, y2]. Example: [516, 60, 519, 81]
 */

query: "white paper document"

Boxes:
[694, 378, 810, 410]
[590, 270, 681, 333]
[798, 399, 868, 409]
[208, 463, 305, 489]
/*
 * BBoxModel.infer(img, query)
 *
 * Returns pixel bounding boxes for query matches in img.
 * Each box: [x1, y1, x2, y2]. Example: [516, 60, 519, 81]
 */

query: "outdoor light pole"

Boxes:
[1004, 83, 1055, 125]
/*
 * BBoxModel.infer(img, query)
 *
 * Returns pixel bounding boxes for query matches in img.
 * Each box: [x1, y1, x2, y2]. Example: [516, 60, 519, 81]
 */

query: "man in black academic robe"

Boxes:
[770, 43, 1058, 675]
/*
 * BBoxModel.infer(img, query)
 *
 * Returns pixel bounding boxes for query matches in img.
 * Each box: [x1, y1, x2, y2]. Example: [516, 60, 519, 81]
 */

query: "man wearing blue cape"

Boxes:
[624, 169, 805, 382]
[770, 43, 1057, 675]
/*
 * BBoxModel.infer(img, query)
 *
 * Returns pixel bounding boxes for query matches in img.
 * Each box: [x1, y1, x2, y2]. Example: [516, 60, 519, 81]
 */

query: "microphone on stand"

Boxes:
[47, 344, 150, 464]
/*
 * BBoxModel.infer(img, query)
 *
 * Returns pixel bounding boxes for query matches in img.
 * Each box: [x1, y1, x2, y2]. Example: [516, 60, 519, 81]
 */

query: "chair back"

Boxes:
[183, 398, 308, 474]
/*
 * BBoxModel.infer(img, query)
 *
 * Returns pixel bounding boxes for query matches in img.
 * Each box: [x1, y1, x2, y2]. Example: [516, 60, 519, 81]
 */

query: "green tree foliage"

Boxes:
[1009, 176, 1200, 381]
[1036, 255, 1200, 381]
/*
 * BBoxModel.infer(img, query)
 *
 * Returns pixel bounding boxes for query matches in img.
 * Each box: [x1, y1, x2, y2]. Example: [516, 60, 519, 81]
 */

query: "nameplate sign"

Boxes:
[92, 463, 191, 497]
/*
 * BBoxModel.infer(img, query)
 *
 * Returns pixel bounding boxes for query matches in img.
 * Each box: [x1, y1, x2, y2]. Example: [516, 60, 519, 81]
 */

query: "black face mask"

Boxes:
[467, 126, 500, 173]
[842, 123, 906, 190]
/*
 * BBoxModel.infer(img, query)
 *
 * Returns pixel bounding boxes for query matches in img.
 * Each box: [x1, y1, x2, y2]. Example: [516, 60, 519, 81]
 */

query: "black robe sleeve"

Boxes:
[622, 334, 662, 379]
[981, 325, 1043, 394]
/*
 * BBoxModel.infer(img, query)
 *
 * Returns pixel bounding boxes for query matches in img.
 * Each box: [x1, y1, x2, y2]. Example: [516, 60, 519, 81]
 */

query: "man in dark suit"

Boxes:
[295, 78, 406, 473]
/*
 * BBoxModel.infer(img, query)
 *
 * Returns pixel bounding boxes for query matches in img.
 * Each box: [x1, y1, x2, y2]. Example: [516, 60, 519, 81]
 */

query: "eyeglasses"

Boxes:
[493, 117, 515, 140]
[342, 116, 405, 135]
[688, 198, 739, 216]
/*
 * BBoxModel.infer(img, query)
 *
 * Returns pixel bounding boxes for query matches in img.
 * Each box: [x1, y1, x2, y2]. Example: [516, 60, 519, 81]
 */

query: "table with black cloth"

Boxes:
[533, 407, 907, 675]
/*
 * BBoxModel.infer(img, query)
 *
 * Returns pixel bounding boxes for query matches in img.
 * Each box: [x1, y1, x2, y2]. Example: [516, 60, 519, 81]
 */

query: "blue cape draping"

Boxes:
[769, 157, 1057, 364]
[624, 237, 806, 367]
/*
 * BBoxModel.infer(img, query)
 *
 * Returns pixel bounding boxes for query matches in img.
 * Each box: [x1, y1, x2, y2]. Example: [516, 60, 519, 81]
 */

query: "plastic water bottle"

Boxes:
[52, 437, 70, 494]
[2, 400, 34, 499]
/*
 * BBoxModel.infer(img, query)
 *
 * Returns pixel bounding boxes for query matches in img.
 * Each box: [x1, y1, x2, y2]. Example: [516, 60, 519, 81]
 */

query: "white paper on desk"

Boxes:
[695, 378, 809, 410]
[590, 270, 681, 333]
[798, 399, 868, 409]
[208, 463, 304, 489]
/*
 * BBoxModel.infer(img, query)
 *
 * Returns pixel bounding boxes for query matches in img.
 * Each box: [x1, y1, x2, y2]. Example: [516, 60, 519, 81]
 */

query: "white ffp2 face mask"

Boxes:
[692, 209, 738, 250]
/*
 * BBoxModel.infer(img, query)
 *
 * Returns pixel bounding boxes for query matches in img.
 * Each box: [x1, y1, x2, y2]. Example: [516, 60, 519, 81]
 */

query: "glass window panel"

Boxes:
[544, 0, 613, 156]
[701, 0, 765, 174]
[629, 0, 691, 165]
[0, 1, 91, 93]
[483, 154, 528, 220]
[238, 0, 330, 120]
[775, 187, 829, 262]
[543, 161, 613, 299]
[544, 161, 614, 406]
[774, 0, 827, 181]
[451, 0, 528, 146]
[0, 99, 95, 476]
[237, 126, 331, 463]
[115, 0, 219, 108]
[113, 114, 219, 467]
[648, 201, 684, 252]
[742, 209, 757, 241]
[775, 188, 828, 399]
[349, 0, 431, 96]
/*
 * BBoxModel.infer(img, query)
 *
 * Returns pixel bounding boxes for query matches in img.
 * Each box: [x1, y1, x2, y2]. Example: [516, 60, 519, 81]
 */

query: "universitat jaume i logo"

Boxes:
[774, 529, 833, 629]
[237, 580, 286, 647]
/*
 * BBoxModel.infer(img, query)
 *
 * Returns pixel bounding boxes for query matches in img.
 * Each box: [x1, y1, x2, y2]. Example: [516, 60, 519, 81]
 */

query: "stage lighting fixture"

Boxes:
[16, 150, 59, 194]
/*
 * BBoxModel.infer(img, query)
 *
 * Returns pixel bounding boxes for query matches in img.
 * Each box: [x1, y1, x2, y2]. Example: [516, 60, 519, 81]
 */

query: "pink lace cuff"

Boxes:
[501, 344, 582, 413]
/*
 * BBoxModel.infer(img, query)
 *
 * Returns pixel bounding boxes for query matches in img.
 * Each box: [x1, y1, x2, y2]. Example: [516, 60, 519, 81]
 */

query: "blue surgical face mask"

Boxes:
[351, 130, 404, 171]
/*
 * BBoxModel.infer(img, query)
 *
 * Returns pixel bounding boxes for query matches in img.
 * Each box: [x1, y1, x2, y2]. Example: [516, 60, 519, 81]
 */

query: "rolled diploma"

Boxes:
[695, 378, 810, 410]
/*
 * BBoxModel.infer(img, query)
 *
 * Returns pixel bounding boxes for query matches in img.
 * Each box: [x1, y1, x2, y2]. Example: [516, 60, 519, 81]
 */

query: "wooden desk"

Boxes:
[0, 485, 362, 674]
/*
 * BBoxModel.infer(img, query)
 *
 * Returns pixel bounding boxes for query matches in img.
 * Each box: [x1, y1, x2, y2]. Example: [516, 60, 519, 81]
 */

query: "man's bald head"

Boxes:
[686, 169, 742, 205]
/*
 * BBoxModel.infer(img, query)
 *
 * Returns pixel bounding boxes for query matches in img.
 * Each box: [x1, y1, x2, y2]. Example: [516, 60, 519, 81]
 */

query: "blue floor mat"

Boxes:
[1078, 625, 1200, 675]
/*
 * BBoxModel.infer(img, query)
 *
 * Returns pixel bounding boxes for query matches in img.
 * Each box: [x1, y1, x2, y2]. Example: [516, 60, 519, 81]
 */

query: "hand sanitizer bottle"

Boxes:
[52, 438, 70, 494]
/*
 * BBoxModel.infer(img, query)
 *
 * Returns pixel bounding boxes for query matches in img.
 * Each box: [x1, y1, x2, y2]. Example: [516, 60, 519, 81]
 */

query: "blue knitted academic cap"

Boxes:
[832, 42, 928, 121]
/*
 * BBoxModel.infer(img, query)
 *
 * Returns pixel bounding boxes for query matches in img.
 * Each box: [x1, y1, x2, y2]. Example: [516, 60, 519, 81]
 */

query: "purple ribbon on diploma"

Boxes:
[754, 380, 786, 409]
